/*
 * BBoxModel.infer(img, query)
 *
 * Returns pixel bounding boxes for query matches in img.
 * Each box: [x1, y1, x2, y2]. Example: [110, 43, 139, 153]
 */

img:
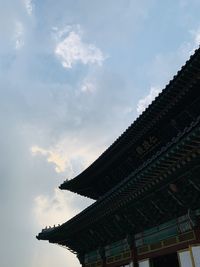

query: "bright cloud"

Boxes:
[34, 188, 80, 227]
[179, 28, 200, 59]
[33, 188, 93, 267]
[55, 31, 105, 68]
[31, 138, 104, 176]
[137, 87, 161, 114]
[24, 0, 33, 15]
[31, 145, 72, 174]
[52, 24, 76, 40]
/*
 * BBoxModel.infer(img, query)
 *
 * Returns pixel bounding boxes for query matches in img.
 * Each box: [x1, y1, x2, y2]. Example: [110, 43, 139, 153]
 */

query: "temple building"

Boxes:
[37, 47, 200, 267]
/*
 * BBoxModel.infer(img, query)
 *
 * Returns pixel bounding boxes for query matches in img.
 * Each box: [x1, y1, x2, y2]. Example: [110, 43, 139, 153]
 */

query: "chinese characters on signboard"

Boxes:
[136, 136, 159, 157]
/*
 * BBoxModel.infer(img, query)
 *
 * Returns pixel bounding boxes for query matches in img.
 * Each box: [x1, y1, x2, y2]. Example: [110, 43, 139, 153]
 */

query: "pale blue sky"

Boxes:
[0, 1, 200, 266]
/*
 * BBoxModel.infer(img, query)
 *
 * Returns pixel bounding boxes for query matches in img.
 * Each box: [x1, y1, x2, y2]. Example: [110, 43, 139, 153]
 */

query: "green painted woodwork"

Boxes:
[134, 212, 197, 247]
[105, 239, 129, 257]
[84, 250, 101, 264]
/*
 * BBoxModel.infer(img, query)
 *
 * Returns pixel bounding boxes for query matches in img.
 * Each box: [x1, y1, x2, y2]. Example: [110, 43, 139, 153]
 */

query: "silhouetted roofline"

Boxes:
[60, 46, 200, 199]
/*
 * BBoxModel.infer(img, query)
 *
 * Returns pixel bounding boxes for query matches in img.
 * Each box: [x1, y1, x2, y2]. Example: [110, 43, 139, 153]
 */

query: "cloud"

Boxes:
[194, 32, 200, 45]
[190, 28, 200, 49]
[31, 145, 72, 174]
[176, 28, 200, 60]
[33, 188, 93, 267]
[55, 30, 105, 68]
[24, 0, 33, 16]
[143, 30, 200, 99]
[81, 79, 96, 93]
[137, 87, 161, 114]
[31, 244, 80, 267]
[136, 26, 200, 117]
[52, 25, 74, 40]
[31, 137, 104, 176]
[34, 188, 80, 226]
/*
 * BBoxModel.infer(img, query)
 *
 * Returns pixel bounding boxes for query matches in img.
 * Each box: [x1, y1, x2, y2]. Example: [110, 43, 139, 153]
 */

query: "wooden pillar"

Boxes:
[127, 234, 138, 267]
[99, 247, 106, 267]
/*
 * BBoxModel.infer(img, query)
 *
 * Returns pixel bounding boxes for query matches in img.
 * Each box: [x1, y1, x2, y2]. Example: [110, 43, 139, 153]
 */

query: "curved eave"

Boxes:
[38, 119, 200, 253]
[60, 46, 200, 199]
[36, 228, 58, 241]
[59, 181, 98, 199]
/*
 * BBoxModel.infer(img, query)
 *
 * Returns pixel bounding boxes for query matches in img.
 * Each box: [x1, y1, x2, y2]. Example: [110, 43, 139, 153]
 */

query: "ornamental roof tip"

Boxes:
[59, 178, 69, 189]
[37, 224, 62, 240]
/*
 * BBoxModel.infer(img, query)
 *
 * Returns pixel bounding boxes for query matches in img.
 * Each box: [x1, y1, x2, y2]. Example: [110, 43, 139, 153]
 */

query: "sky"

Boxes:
[0, 0, 200, 266]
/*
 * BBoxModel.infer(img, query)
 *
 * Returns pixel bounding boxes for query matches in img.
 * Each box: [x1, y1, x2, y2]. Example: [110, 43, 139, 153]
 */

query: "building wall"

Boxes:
[83, 211, 200, 267]
[83, 229, 200, 267]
